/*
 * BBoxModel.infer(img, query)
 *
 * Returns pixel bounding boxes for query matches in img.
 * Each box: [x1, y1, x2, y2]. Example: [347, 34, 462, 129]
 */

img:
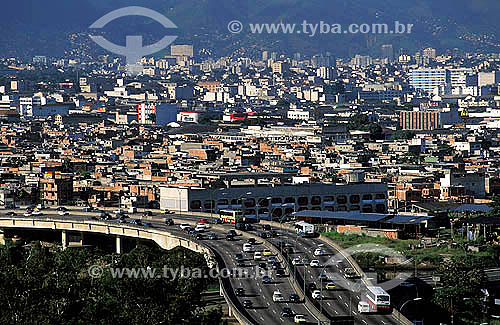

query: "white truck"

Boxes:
[294, 221, 315, 238]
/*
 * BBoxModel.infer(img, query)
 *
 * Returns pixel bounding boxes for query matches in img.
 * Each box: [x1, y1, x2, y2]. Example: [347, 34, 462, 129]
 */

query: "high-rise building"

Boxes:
[262, 51, 269, 61]
[448, 68, 474, 88]
[33, 56, 47, 65]
[171, 45, 194, 57]
[271, 52, 278, 61]
[409, 68, 449, 94]
[381, 44, 394, 61]
[422, 48, 437, 59]
[399, 107, 460, 130]
[316, 66, 334, 79]
[138, 103, 157, 125]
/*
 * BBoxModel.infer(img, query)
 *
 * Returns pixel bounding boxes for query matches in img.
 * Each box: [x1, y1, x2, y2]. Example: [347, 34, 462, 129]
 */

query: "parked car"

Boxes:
[236, 288, 245, 296]
[242, 243, 253, 252]
[130, 219, 142, 226]
[246, 238, 256, 245]
[143, 211, 153, 216]
[275, 268, 286, 277]
[6, 212, 16, 216]
[165, 218, 174, 226]
[254, 251, 263, 261]
[258, 231, 268, 238]
[208, 233, 217, 240]
[57, 207, 68, 211]
[179, 223, 191, 230]
[58, 211, 70, 216]
[292, 257, 302, 266]
[306, 283, 317, 291]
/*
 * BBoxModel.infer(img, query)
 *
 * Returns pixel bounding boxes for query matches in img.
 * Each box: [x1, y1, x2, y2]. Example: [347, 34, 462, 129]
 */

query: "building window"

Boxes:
[204, 200, 214, 210]
[298, 197, 308, 206]
[258, 208, 269, 215]
[230, 198, 241, 205]
[258, 198, 269, 207]
[217, 199, 229, 205]
[190, 200, 201, 210]
[245, 209, 256, 215]
[272, 208, 283, 217]
[362, 204, 373, 213]
[284, 197, 296, 204]
[244, 198, 255, 208]
[337, 205, 347, 211]
[298, 206, 308, 211]
[312, 207, 321, 211]
[284, 207, 294, 215]
[376, 204, 386, 213]
[337, 195, 347, 204]
[311, 196, 321, 205]
[362, 194, 373, 201]
[324, 196, 334, 202]
[271, 197, 282, 204]
[350, 205, 360, 211]
[350, 195, 360, 204]
[375, 193, 386, 200]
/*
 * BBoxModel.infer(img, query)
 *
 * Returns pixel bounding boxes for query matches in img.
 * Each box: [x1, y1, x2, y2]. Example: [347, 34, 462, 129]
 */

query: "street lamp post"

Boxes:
[398, 297, 422, 325]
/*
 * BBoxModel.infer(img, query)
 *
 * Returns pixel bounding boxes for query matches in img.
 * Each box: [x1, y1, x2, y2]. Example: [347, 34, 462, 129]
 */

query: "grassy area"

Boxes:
[322, 231, 499, 267]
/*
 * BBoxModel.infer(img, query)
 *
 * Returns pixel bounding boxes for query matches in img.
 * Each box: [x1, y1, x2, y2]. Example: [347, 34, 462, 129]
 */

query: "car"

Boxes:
[242, 243, 253, 252]
[310, 259, 320, 267]
[314, 248, 324, 256]
[58, 211, 70, 216]
[225, 234, 235, 241]
[281, 306, 294, 317]
[246, 238, 256, 245]
[113, 209, 122, 214]
[254, 251, 263, 261]
[6, 212, 16, 216]
[262, 249, 273, 256]
[236, 260, 245, 267]
[57, 207, 68, 211]
[23, 212, 32, 217]
[284, 246, 295, 254]
[294, 314, 307, 324]
[179, 223, 191, 230]
[195, 234, 204, 240]
[235, 253, 244, 260]
[242, 300, 253, 308]
[236, 288, 245, 296]
[130, 219, 142, 226]
[88, 216, 99, 221]
[258, 262, 267, 270]
[143, 211, 153, 216]
[325, 282, 336, 290]
[272, 290, 285, 302]
[258, 231, 268, 238]
[211, 218, 222, 224]
[164, 210, 175, 215]
[292, 257, 302, 266]
[262, 275, 272, 283]
[227, 230, 237, 237]
[306, 283, 317, 291]
[289, 293, 301, 302]
[267, 256, 277, 263]
[271, 261, 281, 270]
[312, 290, 323, 300]
[143, 222, 153, 228]
[195, 224, 207, 232]
[36, 204, 46, 210]
[32, 210, 43, 216]
[208, 233, 217, 240]
[165, 218, 174, 226]
[268, 230, 278, 237]
[82, 207, 93, 212]
[199, 218, 209, 223]
[319, 271, 329, 281]
[263, 224, 271, 231]
[275, 268, 286, 277]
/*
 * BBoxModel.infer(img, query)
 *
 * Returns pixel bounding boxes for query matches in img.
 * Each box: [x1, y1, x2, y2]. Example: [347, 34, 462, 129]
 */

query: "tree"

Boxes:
[488, 195, 500, 216]
[390, 130, 415, 140]
[433, 255, 487, 323]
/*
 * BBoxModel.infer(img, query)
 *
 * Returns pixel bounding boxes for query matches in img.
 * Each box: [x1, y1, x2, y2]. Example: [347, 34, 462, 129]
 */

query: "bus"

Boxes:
[294, 221, 315, 238]
[219, 210, 244, 224]
[364, 286, 391, 313]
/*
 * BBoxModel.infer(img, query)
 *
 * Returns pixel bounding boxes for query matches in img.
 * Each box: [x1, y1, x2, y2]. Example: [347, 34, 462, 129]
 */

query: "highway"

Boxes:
[0, 207, 320, 325]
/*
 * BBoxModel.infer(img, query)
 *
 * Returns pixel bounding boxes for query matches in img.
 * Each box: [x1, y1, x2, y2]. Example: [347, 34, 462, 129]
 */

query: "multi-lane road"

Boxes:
[0, 206, 405, 324]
